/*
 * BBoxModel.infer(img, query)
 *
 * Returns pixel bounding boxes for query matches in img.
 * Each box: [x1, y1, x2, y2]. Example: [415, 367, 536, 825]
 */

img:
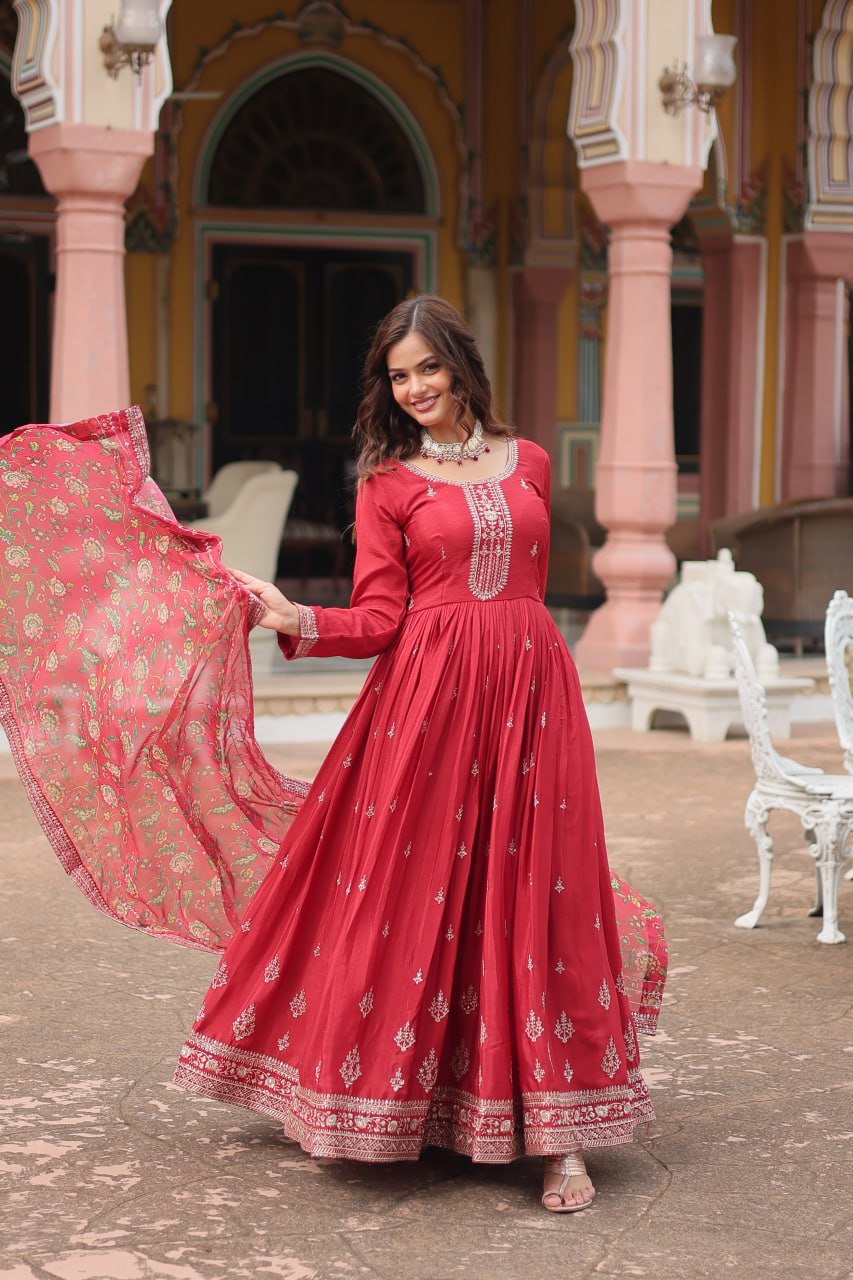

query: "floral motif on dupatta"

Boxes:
[0, 406, 307, 952]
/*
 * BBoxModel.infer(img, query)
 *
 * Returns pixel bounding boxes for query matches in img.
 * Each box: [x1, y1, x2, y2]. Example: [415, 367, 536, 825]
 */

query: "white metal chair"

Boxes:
[825, 589, 853, 774]
[191, 469, 299, 583]
[729, 613, 853, 944]
[823, 589, 853, 883]
[203, 461, 281, 518]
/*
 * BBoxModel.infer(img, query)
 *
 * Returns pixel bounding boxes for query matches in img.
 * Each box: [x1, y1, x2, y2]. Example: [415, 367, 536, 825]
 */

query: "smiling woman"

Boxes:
[173, 294, 667, 1215]
[0, 295, 666, 1214]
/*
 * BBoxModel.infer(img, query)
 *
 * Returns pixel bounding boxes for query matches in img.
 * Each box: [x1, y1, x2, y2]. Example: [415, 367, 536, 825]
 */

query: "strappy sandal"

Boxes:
[541, 1152, 595, 1213]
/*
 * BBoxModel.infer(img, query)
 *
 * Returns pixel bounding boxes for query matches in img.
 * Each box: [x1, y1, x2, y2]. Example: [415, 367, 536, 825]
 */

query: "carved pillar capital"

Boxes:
[581, 160, 704, 230]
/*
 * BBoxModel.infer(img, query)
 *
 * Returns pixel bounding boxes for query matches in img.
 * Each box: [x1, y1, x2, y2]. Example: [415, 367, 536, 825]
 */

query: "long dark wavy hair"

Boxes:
[353, 295, 514, 478]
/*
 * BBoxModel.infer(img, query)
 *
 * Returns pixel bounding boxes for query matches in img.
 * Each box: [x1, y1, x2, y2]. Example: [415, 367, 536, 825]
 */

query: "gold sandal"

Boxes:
[541, 1152, 595, 1213]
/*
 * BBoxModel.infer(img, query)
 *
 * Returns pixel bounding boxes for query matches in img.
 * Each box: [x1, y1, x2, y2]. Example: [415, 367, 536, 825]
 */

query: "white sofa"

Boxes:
[191, 468, 299, 583]
[203, 460, 282, 519]
[191, 469, 299, 673]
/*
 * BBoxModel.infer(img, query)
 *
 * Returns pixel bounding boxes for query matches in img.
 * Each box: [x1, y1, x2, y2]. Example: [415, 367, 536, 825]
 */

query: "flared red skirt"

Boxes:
[176, 597, 666, 1162]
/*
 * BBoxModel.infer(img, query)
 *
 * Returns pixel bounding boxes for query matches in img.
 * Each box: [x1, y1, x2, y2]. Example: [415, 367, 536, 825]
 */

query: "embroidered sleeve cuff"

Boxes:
[294, 602, 319, 657]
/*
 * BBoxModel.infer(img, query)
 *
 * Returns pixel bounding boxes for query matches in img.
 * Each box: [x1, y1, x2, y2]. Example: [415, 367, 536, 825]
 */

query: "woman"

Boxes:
[173, 295, 667, 1212]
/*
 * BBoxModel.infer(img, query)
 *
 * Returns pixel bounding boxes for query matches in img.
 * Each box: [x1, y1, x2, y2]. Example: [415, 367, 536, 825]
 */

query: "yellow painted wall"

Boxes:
[555, 117, 580, 424]
[529, 6, 578, 423]
[131, 0, 472, 421]
[483, 0, 520, 413]
[126, 253, 158, 408]
[711, 0, 738, 202]
[125, 0, 579, 446]
[706, 0, 806, 507]
[747, 0, 801, 503]
[644, 2, 691, 163]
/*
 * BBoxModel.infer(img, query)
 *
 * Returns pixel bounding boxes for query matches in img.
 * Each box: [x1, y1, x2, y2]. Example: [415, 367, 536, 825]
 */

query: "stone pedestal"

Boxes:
[615, 667, 815, 743]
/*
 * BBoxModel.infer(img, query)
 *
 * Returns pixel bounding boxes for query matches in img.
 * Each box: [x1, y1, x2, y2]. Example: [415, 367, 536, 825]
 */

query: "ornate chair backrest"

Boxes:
[824, 589, 853, 769]
[728, 613, 789, 785]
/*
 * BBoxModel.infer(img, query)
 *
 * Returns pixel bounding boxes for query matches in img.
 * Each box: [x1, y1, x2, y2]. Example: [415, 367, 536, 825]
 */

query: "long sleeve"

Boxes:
[533, 446, 551, 600]
[278, 473, 409, 661]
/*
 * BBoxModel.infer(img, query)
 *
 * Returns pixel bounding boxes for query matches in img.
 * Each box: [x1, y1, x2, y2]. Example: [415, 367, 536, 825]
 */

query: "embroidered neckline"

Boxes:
[465, 479, 512, 600]
[399, 438, 519, 488]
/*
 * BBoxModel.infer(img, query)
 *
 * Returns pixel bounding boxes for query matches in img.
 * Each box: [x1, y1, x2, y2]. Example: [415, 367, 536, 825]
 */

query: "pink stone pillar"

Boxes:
[512, 265, 573, 461]
[781, 235, 853, 500]
[29, 124, 153, 423]
[698, 235, 766, 546]
[574, 160, 702, 672]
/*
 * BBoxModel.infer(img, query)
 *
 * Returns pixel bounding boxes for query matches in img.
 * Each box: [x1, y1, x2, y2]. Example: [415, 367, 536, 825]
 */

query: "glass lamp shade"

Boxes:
[114, 0, 161, 51]
[694, 35, 737, 91]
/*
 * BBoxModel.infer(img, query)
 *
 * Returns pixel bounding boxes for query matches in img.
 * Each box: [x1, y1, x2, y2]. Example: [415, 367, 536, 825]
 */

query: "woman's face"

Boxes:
[386, 330, 457, 438]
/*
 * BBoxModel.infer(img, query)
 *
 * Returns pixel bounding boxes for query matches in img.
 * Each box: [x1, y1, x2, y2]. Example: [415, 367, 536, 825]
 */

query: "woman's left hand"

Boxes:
[228, 567, 300, 635]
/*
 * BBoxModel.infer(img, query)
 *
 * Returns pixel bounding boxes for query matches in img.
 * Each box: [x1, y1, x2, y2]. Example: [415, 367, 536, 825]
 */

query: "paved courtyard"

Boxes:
[1, 724, 851, 1280]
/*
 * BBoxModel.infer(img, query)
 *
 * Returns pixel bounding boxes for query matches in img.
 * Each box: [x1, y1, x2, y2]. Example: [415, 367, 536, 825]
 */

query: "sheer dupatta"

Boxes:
[0, 407, 306, 952]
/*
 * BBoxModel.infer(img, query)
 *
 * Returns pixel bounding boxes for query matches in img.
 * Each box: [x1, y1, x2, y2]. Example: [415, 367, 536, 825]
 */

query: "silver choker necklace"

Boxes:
[419, 420, 490, 465]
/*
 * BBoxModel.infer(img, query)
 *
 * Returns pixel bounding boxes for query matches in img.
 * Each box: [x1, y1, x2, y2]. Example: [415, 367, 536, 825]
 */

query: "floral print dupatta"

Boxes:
[0, 407, 306, 953]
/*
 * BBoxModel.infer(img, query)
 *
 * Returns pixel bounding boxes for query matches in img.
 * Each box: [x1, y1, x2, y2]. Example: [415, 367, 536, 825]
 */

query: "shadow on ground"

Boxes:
[1, 726, 851, 1280]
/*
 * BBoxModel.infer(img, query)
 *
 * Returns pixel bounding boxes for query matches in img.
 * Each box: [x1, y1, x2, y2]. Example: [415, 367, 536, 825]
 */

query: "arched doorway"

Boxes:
[203, 63, 431, 537]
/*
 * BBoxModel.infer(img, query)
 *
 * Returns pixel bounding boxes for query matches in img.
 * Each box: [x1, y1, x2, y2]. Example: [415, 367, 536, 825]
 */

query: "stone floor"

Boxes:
[1, 725, 852, 1280]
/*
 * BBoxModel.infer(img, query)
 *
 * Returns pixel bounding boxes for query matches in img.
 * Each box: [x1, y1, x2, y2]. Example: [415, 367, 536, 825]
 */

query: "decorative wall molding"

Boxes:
[578, 195, 608, 272]
[194, 50, 440, 219]
[689, 140, 768, 241]
[570, 1, 720, 173]
[125, 130, 176, 253]
[557, 421, 600, 488]
[171, 6, 467, 244]
[466, 201, 498, 268]
[733, 161, 768, 235]
[807, 0, 853, 230]
[793, 0, 810, 209]
[525, 27, 576, 266]
[11, 0, 171, 134]
[10, 0, 59, 129]
[463, 0, 488, 264]
[568, 0, 626, 167]
[783, 161, 807, 233]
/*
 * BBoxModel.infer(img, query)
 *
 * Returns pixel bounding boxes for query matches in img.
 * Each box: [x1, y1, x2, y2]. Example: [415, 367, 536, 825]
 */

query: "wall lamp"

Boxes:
[659, 34, 737, 115]
[100, 0, 162, 79]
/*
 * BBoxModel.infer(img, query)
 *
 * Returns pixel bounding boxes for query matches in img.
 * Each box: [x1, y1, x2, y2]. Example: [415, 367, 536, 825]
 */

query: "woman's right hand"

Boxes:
[228, 568, 300, 635]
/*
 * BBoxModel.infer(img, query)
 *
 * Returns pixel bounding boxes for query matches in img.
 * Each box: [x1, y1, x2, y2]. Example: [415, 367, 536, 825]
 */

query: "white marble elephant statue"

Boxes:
[649, 549, 778, 680]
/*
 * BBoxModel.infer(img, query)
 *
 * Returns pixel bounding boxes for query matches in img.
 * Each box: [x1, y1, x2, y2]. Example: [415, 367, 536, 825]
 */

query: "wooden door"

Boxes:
[210, 243, 413, 526]
[0, 235, 50, 434]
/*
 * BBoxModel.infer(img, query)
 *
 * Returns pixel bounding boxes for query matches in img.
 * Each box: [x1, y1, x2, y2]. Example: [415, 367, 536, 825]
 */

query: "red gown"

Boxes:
[174, 436, 667, 1162]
